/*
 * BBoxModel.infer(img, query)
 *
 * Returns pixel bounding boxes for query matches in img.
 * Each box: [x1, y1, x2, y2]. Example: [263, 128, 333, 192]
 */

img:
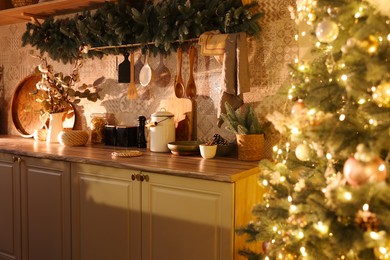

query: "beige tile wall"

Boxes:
[0, 0, 297, 156]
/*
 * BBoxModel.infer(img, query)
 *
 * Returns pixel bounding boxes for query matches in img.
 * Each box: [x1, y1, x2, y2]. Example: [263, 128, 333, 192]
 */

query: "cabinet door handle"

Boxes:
[135, 173, 149, 182]
[131, 174, 136, 181]
[12, 156, 21, 163]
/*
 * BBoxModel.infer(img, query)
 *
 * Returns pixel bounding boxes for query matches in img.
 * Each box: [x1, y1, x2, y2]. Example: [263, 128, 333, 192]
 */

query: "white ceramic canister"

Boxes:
[149, 108, 175, 152]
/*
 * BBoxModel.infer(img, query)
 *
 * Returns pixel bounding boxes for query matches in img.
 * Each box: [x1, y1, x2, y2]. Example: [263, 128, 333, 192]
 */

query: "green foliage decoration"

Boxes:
[21, 0, 263, 64]
[220, 102, 269, 135]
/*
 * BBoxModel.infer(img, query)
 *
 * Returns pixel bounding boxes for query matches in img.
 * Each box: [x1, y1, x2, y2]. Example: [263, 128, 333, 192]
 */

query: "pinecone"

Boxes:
[355, 210, 380, 231]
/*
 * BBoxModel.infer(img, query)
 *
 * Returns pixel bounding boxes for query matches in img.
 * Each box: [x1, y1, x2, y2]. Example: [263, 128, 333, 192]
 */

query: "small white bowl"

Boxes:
[199, 144, 217, 159]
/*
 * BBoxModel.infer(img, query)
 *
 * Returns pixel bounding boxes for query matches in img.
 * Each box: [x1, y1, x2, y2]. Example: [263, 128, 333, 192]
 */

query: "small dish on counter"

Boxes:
[199, 144, 217, 159]
[167, 141, 201, 156]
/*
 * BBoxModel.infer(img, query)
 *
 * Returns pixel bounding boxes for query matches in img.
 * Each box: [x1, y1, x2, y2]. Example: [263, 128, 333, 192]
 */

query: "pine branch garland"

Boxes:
[22, 0, 263, 64]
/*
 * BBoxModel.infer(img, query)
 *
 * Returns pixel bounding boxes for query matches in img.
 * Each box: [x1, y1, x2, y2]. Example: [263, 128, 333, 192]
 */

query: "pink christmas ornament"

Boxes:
[343, 157, 387, 186]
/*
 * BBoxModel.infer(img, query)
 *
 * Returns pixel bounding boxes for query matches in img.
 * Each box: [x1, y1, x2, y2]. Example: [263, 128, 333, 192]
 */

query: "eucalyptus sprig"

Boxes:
[32, 48, 100, 114]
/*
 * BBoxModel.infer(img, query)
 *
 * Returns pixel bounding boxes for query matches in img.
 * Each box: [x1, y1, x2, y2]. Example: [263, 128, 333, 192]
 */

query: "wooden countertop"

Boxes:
[0, 136, 259, 183]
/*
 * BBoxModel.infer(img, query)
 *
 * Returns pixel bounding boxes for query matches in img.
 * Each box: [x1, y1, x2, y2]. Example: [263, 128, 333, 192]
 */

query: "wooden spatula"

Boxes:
[127, 51, 137, 99]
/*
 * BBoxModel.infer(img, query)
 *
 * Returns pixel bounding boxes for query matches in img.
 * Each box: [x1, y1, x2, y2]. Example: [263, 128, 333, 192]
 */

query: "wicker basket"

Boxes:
[12, 0, 39, 7]
[236, 134, 265, 161]
[58, 130, 89, 147]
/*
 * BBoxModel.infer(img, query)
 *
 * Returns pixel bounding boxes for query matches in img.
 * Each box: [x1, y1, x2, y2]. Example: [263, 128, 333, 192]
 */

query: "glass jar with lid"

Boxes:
[90, 113, 107, 144]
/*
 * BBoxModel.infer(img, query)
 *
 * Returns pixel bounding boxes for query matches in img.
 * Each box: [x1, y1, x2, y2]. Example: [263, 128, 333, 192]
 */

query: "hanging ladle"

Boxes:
[185, 45, 197, 98]
[174, 47, 185, 98]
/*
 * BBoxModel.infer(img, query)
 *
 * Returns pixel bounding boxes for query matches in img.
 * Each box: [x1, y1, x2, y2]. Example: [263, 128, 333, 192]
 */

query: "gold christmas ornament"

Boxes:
[315, 18, 339, 43]
[373, 81, 390, 108]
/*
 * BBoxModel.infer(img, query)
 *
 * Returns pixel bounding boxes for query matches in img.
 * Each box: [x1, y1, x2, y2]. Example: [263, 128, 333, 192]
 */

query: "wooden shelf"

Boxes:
[0, 0, 117, 26]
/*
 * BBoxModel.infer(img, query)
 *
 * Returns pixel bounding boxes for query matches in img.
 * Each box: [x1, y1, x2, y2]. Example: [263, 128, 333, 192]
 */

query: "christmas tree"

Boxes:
[238, 0, 390, 259]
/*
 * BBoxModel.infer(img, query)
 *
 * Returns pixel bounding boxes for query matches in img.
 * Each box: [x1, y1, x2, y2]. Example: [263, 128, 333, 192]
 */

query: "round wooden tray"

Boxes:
[11, 74, 75, 137]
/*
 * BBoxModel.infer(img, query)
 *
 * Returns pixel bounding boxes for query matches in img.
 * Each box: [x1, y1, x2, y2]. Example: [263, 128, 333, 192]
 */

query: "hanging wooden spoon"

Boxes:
[185, 46, 197, 98]
[127, 52, 137, 99]
[174, 47, 185, 98]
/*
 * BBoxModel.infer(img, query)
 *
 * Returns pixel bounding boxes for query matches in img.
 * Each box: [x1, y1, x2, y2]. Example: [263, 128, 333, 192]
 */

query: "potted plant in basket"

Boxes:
[220, 102, 269, 161]
[32, 48, 100, 143]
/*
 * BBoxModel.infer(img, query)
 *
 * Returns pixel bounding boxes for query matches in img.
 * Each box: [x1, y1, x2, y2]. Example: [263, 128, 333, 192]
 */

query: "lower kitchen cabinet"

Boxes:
[71, 163, 239, 260]
[141, 171, 233, 260]
[0, 153, 21, 260]
[71, 163, 142, 260]
[0, 153, 71, 260]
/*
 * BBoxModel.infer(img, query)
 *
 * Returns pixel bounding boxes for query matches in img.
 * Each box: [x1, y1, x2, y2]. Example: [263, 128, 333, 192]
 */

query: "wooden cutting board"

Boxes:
[159, 97, 194, 141]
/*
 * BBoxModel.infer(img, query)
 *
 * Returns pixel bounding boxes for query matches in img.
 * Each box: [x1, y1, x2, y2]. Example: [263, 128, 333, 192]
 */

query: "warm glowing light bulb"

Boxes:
[273, 226, 278, 232]
[298, 231, 304, 239]
[301, 31, 306, 37]
[339, 114, 346, 121]
[316, 41, 321, 47]
[273, 146, 278, 152]
[315, 221, 329, 234]
[290, 205, 297, 212]
[291, 127, 300, 135]
[341, 74, 348, 81]
[280, 176, 286, 182]
[358, 98, 366, 104]
[288, 196, 292, 202]
[295, 34, 299, 41]
[387, 34, 390, 41]
[370, 231, 380, 240]
[300, 247, 307, 257]
[326, 153, 332, 160]
[263, 180, 268, 186]
[379, 246, 387, 255]
[363, 203, 369, 211]
[344, 192, 352, 200]
[354, 12, 361, 18]
[299, 64, 306, 71]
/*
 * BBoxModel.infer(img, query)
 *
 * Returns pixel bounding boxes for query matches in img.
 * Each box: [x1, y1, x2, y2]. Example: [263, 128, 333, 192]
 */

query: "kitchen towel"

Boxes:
[198, 31, 227, 56]
[217, 32, 250, 127]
